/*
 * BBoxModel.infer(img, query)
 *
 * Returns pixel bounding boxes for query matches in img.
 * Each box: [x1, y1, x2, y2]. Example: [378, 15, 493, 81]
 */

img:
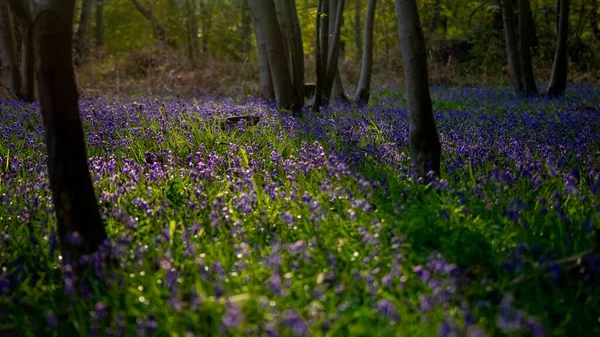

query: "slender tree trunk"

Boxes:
[395, 0, 441, 177]
[591, 0, 600, 41]
[33, 0, 108, 266]
[518, 0, 537, 94]
[130, 0, 166, 43]
[96, 0, 104, 58]
[314, 0, 344, 108]
[281, 0, 305, 107]
[500, 0, 524, 94]
[0, 0, 21, 97]
[185, 0, 200, 62]
[431, 0, 440, 33]
[314, 0, 329, 108]
[353, 0, 376, 105]
[74, 0, 93, 66]
[251, 8, 275, 101]
[249, 0, 298, 111]
[20, 22, 34, 101]
[240, 1, 251, 56]
[200, 0, 211, 54]
[9, 0, 34, 101]
[323, 0, 344, 99]
[354, 0, 362, 61]
[547, 0, 569, 96]
[328, 0, 348, 102]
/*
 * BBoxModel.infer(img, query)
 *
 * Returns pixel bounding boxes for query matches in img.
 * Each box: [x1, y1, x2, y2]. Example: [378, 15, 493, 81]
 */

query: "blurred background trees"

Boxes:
[0, 0, 598, 99]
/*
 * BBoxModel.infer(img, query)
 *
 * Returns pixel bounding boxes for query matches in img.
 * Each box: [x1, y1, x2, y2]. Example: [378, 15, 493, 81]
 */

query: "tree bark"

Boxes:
[0, 0, 21, 97]
[547, 0, 570, 96]
[518, 0, 537, 94]
[353, 0, 376, 105]
[395, 0, 441, 177]
[500, 0, 524, 95]
[33, 0, 107, 266]
[249, 0, 298, 111]
[8, 0, 34, 101]
[74, 0, 93, 66]
[251, 8, 275, 101]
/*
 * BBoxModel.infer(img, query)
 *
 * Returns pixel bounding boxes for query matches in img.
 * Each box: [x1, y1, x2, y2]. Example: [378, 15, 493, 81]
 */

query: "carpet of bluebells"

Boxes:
[1, 85, 599, 336]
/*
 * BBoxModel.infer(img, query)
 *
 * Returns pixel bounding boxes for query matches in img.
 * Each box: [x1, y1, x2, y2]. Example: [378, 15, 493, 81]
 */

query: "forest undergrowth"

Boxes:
[0, 85, 599, 336]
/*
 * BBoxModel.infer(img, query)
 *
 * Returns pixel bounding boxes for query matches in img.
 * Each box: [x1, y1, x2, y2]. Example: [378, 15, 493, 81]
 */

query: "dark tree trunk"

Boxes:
[74, 0, 93, 66]
[547, 0, 569, 96]
[518, 0, 537, 94]
[354, 0, 362, 61]
[395, 0, 441, 177]
[500, 0, 524, 94]
[353, 0, 376, 105]
[249, 0, 298, 111]
[96, 0, 104, 54]
[0, 0, 21, 97]
[33, 0, 107, 266]
[8, 0, 34, 101]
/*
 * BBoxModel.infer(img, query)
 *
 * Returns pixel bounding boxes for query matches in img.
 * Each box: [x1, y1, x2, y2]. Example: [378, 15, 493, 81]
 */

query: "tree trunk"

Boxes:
[8, 0, 34, 101]
[33, 0, 108, 266]
[314, 0, 344, 109]
[591, 0, 600, 42]
[547, 0, 570, 96]
[185, 0, 200, 63]
[431, 0, 440, 33]
[500, 0, 523, 95]
[280, 0, 305, 106]
[249, 0, 298, 111]
[240, 1, 251, 56]
[130, 0, 167, 43]
[74, 0, 93, 66]
[328, 0, 348, 102]
[314, 0, 329, 108]
[96, 0, 104, 55]
[200, 0, 211, 54]
[353, 0, 376, 105]
[518, 0, 537, 94]
[395, 0, 441, 177]
[354, 0, 362, 61]
[0, 0, 21, 97]
[251, 9, 275, 101]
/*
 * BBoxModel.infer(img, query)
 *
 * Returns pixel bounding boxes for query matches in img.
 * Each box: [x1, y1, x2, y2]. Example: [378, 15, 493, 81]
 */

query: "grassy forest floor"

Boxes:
[1, 85, 599, 336]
